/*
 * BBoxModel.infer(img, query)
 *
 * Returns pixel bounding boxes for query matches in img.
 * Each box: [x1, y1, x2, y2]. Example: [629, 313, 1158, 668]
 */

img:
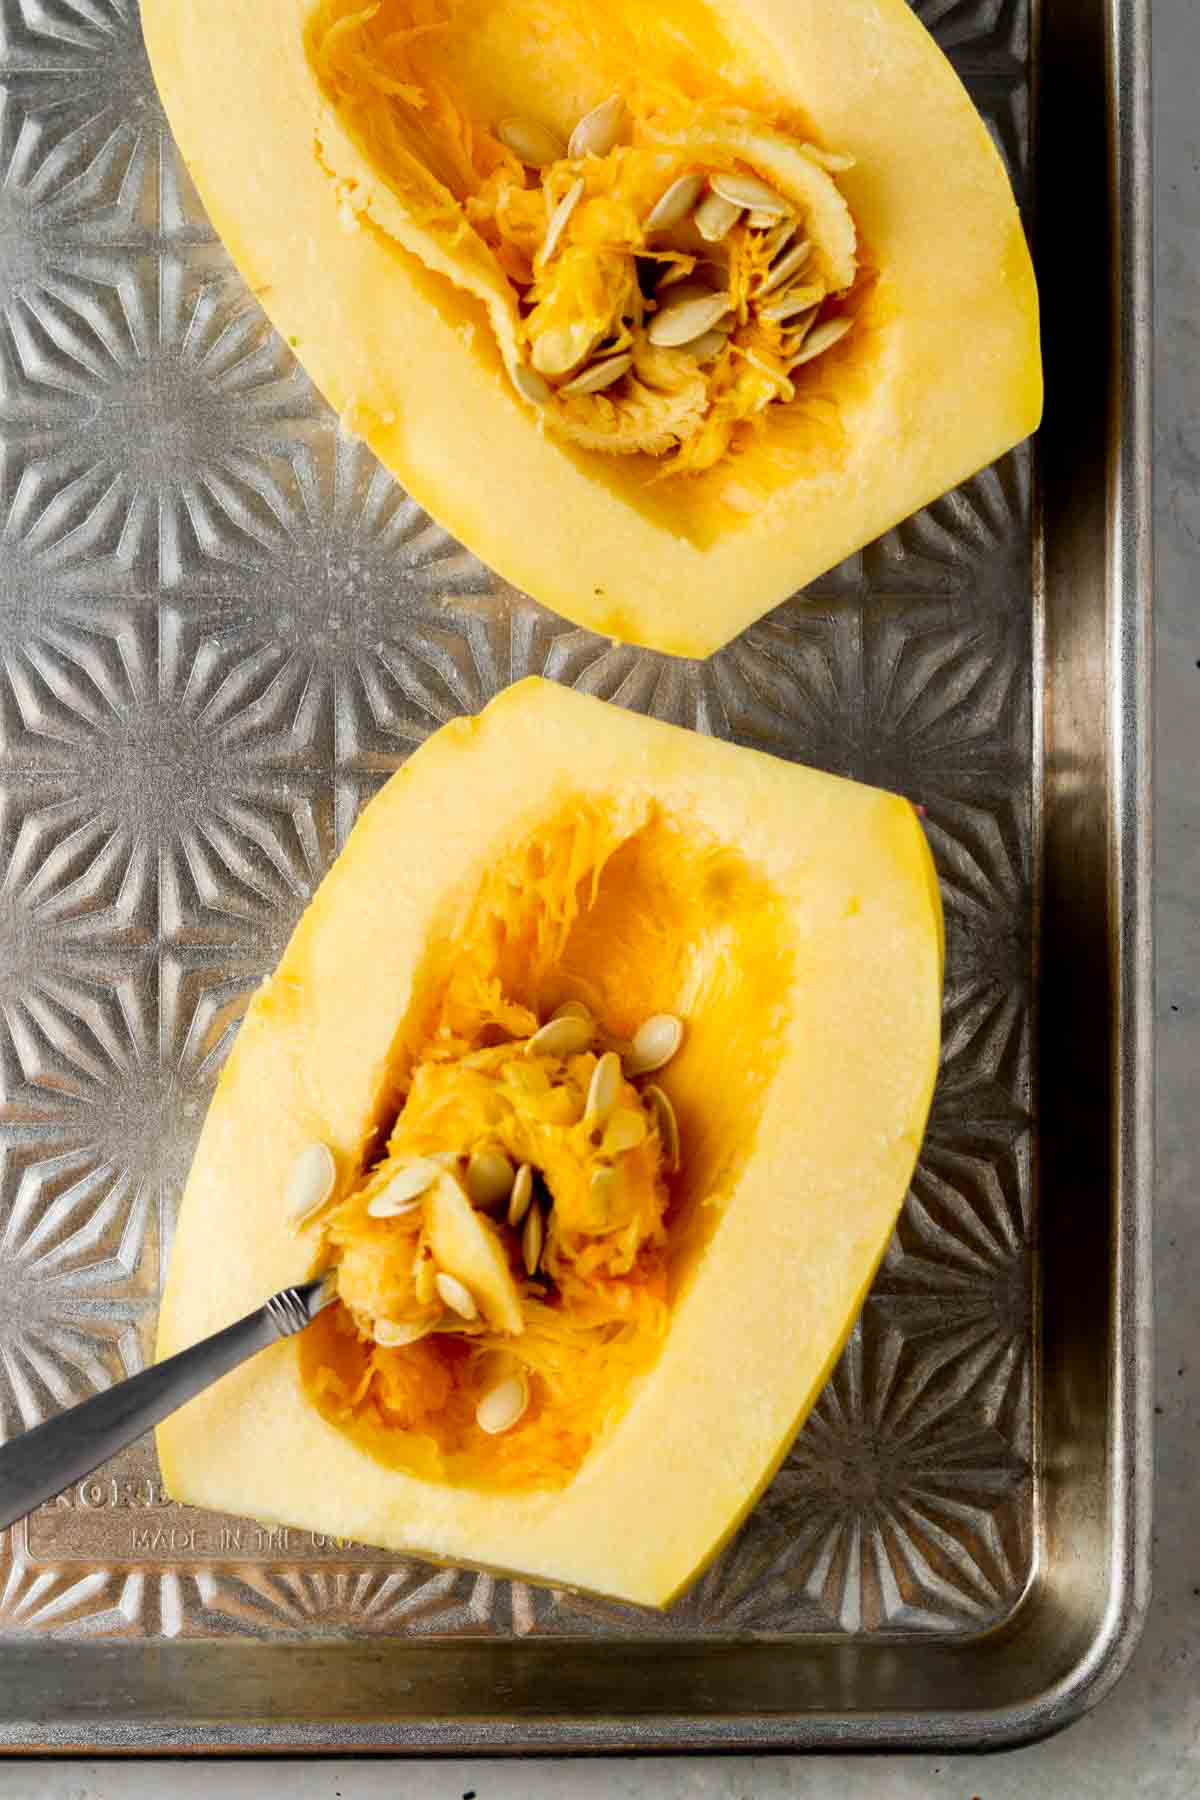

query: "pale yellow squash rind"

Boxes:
[157, 678, 942, 1607]
[141, 0, 1041, 658]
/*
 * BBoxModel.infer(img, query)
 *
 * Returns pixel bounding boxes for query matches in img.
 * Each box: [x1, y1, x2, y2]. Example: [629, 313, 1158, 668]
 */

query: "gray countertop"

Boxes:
[0, 0, 1192, 1791]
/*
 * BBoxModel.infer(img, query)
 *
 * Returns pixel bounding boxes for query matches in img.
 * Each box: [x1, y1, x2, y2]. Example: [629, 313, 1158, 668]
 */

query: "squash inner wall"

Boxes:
[299, 798, 794, 1491]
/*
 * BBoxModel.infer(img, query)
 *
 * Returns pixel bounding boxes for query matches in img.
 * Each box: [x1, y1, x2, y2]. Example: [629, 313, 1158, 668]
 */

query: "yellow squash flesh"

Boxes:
[157, 678, 943, 1607]
[142, 0, 1041, 658]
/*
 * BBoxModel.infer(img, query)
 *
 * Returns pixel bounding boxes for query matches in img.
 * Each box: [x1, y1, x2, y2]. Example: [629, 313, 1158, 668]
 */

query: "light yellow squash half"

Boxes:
[157, 679, 943, 1607]
[142, 0, 1041, 658]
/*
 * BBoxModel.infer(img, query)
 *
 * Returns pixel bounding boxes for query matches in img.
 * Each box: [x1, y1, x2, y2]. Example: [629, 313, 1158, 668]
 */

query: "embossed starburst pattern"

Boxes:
[0, 0, 164, 207]
[750, 1313, 1031, 1632]
[0, 0, 1037, 1645]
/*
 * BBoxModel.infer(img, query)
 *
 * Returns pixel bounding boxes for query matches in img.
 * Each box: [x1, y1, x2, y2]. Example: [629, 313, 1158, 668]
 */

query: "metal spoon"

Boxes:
[0, 1277, 334, 1532]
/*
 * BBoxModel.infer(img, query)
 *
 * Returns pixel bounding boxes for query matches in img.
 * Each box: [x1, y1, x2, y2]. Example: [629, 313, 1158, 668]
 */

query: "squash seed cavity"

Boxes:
[315, 978, 688, 1475]
[506, 108, 858, 444]
[310, 46, 863, 471]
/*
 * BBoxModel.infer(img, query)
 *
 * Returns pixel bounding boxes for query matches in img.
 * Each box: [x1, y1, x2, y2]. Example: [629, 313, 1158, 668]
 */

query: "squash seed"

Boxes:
[508, 1162, 534, 1227]
[694, 189, 743, 243]
[801, 143, 856, 172]
[671, 325, 730, 361]
[499, 117, 565, 167]
[541, 176, 584, 263]
[625, 1012, 684, 1075]
[560, 352, 633, 396]
[521, 1204, 544, 1275]
[758, 284, 825, 324]
[476, 1372, 529, 1434]
[650, 278, 712, 309]
[602, 1106, 647, 1156]
[286, 1142, 336, 1226]
[779, 309, 821, 357]
[526, 1012, 593, 1057]
[466, 1149, 516, 1211]
[760, 219, 798, 262]
[585, 1050, 623, 1125]
[567, 93, 625, 160]
[648, 289, 732, 348]
[643, 172, 706, 232]
[367, 1157, 442, 1216]
[435, 1271, 479, 1321]
[757, 239, 813, 298]
[531, 325, 589, 378]
[644, 1084, 680, 1171]
[374, 1317, 433, 1348]
[790, 316, 853, 367]
[366, 1191, 422, 1221]
[746, 206, 782, 230]
[550, 998, 592, 1024]
[513, 363, 552, 406]
[710, 169, 791, 216]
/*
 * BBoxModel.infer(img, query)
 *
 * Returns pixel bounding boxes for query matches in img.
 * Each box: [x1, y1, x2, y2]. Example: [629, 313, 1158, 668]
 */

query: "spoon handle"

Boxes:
[0, 1280, 328, 1532]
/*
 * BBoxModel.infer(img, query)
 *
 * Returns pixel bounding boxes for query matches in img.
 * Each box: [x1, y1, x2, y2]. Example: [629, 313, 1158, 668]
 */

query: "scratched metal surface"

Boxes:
[0, 0, 1149, 1751]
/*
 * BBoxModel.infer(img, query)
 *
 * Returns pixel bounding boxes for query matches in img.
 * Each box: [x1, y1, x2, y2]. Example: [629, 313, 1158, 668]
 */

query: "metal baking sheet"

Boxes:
[0, 0, 1151, 1753]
